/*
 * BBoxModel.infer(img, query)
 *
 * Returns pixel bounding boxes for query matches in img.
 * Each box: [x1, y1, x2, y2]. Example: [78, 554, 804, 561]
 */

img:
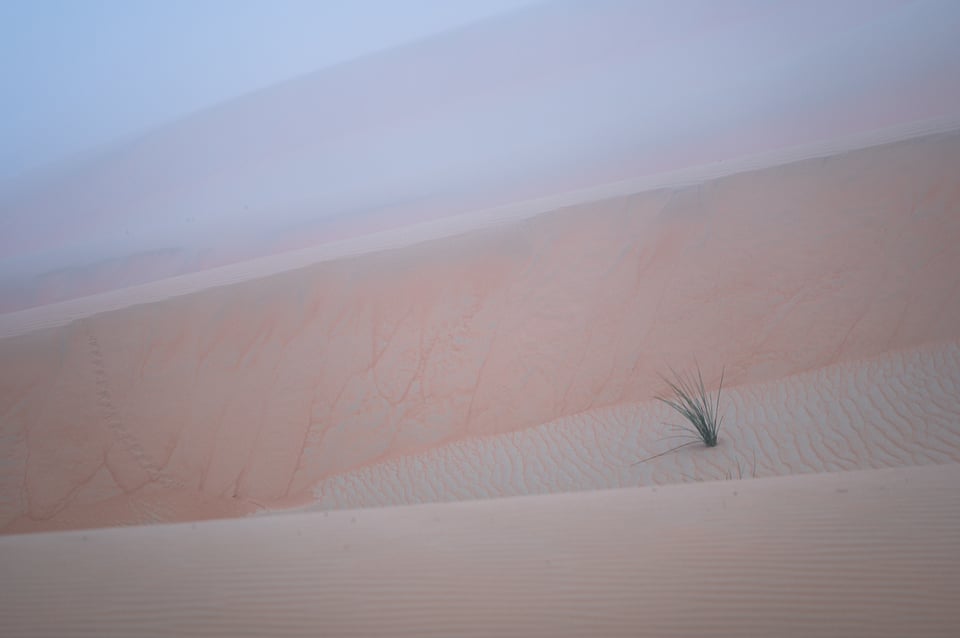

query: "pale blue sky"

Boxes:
[0, 0, 544, 181]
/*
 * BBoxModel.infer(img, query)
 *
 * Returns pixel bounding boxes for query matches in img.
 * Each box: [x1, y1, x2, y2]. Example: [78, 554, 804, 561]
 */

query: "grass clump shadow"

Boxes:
[634, 364, 725, 465]
[680, 451, 757, 483]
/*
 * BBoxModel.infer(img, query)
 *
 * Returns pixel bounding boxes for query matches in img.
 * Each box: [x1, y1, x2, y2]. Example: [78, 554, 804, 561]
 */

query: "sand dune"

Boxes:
[2, 464, 958, 637]
[299, 338, 960, 512]
[3, 113, 959, 341]
[4, 5, 960, 635]
[2, 129, 960, 533]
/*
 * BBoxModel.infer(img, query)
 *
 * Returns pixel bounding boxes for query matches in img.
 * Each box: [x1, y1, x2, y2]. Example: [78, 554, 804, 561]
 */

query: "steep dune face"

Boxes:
[2, 131, 960, 532]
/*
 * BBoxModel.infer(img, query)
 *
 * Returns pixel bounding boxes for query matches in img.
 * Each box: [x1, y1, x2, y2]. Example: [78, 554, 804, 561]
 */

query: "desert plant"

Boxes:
[634, 364, 725, 465]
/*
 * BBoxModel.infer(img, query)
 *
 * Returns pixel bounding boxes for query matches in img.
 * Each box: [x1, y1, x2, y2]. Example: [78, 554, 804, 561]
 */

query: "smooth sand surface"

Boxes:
[2, 463, 958, 637]
[2, 130, 960, 532]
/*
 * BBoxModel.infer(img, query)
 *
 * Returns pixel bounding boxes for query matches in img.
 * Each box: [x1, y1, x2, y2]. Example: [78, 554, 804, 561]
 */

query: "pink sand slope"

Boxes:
[2, 130, 960, 533]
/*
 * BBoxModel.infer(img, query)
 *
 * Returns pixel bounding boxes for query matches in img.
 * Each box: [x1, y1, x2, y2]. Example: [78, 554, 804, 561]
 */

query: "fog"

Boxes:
[1, 0, 959, 313]
[0, 0, 543, 182]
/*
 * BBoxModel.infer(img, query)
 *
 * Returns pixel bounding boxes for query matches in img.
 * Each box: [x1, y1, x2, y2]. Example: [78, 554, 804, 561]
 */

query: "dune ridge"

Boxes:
[2, 115, 959, 339]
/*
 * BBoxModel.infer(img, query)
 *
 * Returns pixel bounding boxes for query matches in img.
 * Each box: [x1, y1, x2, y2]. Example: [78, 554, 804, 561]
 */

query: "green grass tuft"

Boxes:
[634, 364, 725, 465]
